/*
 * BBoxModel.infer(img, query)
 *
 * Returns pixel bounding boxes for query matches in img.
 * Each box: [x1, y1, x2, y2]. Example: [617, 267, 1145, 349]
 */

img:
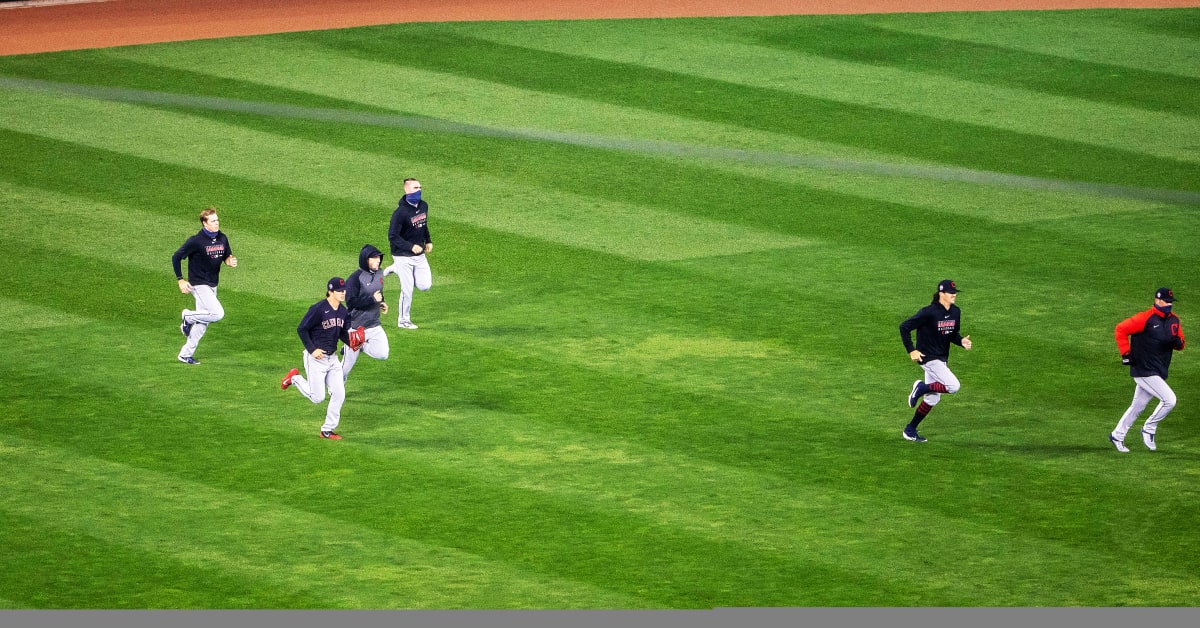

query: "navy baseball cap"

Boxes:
[938, 279, 959, 294]
[1156, 287, 1176, 302]
[328, 277, 346, 292]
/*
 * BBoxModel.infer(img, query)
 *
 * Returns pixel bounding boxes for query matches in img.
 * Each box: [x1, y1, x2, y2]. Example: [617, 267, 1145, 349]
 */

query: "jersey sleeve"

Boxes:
[337, 307, 351, 345]
[1114, 310, 1152, 355]
[899, 309, 925, 353]
[296, 305, 319, 354]
[171, 238, 192, 280]
[388, 208, 414, 252]
[344, 271, 364, 308]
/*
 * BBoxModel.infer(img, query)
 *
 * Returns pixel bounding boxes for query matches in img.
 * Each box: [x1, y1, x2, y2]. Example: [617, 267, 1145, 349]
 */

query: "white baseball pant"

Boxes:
[388, 254, 431, 325]
[342, 325, 389, 381]
[1112, 376, 1176, 441]
[180, 284, 224, 360]
[919, 359, 960, 407]
[290, 350, 346, 433]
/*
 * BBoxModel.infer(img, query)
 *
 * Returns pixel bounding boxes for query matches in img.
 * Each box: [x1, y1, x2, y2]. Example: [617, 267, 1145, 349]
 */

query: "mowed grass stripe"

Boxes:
[0, 93, 812, 261]
[0, 348, 926, 607]
[720, 159, 1168, 224]
[866, 10, 1200, 78]
[2, 11, 1198, 607]
[0, 509, 319, 608]
[18, 76, 1171, 279]
[443, 21, 1199, 165]
[0, 439, 645, 609]
[0, 296, 92, 332]
[353, 402, 1186, 605]
[300, 25, 1199, 188]
[5, 321, 1187, 606]
[0, 181, 379, 303]
[100, 41, 946, 166]
[99, 46, 1200, 206]
[10, 60, 1194, 208]
[749, 18, 1200, 115]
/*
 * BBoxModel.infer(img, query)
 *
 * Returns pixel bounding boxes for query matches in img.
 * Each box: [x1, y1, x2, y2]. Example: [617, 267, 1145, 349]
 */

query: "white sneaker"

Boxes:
[1141, 430, 1156, 451]
[382, 265, 395, 277]
[398, 321, 419, 330]
[1109, 434, 1130, 453]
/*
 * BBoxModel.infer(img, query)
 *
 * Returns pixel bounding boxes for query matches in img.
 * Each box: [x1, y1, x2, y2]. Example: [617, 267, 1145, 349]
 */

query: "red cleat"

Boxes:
[281, 368, 299, 390]
[319, 431, 342, 440]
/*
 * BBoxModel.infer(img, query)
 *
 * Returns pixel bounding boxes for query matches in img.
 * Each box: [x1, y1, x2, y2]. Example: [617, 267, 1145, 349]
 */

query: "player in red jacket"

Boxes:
[1109, 288, 1185, 452]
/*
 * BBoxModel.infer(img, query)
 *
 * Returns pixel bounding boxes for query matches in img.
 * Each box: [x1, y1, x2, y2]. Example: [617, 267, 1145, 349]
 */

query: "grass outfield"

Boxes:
[0, 8, 1198, 608]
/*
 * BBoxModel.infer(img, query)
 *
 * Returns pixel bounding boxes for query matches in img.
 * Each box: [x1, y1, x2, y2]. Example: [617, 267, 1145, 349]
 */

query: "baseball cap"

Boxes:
[937, 279, 959, 294]
[328, 277, 346, 292]
[1155, 287, 1176, 302]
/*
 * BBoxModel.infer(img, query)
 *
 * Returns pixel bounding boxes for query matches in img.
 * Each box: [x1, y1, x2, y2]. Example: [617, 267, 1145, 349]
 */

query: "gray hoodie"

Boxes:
[346, 244, 386, 329]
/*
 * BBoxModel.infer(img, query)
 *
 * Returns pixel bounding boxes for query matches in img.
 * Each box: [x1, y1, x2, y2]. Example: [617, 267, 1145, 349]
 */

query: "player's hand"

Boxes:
[178, 279, 193, 294]
[1121, 353, 1132, 366]
[312, 349, 326, 361]
[961, 335, 972, 350]
[423, 242, 433, 254]
[379, 302, 389, 315]
[226, 256, 238, 268]
[411, 244, 423, 255]
[909, 350, 924, 362]
[373, 290, 383, 303]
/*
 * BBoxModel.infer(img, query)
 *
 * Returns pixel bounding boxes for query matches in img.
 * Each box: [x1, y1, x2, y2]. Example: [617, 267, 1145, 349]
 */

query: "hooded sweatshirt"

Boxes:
[345, 244, 386, 329]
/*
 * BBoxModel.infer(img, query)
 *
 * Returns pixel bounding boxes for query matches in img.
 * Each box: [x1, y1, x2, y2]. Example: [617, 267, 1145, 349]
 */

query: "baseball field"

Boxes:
[0, 2, 1198, 608]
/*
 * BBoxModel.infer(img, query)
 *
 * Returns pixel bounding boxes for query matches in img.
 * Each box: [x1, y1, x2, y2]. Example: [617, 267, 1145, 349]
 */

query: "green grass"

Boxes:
[0, 8, 1198, 608]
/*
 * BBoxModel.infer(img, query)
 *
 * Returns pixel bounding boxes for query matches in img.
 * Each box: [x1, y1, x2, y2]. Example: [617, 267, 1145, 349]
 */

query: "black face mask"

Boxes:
[1155, 303, 1173, 315]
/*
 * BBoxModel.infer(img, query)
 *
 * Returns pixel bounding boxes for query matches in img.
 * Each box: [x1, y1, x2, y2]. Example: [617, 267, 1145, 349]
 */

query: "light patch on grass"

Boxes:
[547, 334, 791, 371]
[0, 296, 92, 332]
[486, 443, 643, 466]
[0, 91, 812, 261]
[629, 334, 791, 361]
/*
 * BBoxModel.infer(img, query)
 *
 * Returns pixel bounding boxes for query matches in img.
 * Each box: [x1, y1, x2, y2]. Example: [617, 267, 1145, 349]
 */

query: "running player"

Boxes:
[1109, 288, 1185, 452]
[899, 279, 973, 442]
[384, 178, 433, 329]
[172, 207, 237, 365]
[342, 244, 390, 381]
[280, 277, 362, 440]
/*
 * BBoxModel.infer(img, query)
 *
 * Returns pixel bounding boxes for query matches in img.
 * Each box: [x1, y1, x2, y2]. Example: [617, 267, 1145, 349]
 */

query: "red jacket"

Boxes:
[1115, 307, 1184, 379]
